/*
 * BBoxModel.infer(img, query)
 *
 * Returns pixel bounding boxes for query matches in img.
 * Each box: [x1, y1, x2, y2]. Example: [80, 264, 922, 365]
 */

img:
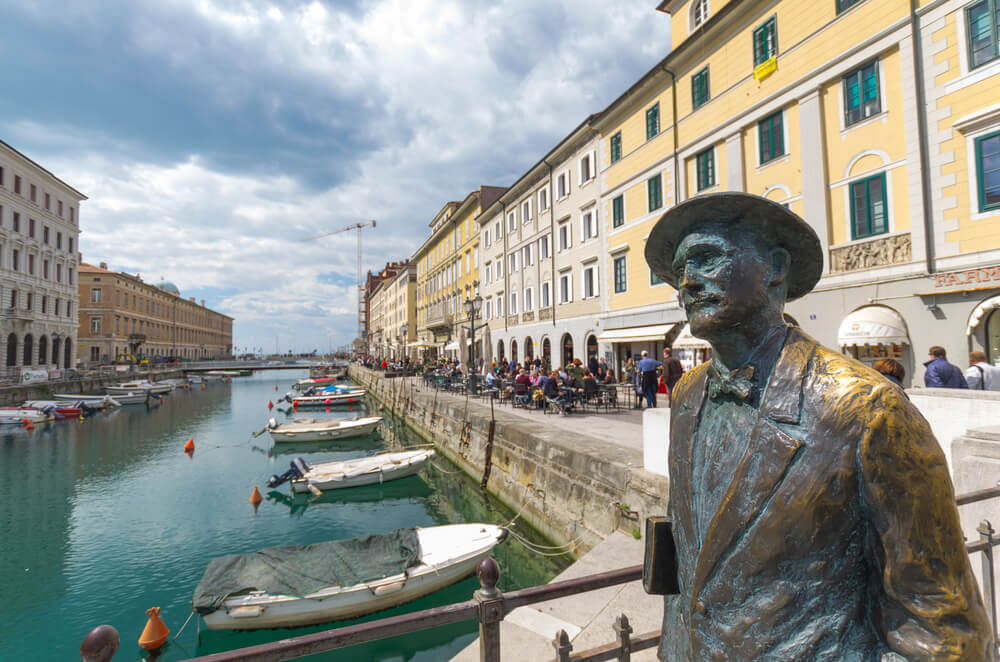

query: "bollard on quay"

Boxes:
[475, 556, 504, 662]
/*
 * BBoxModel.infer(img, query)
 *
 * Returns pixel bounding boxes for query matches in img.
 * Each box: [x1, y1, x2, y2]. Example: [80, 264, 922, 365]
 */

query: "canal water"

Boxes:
[0, 370, 570, 661]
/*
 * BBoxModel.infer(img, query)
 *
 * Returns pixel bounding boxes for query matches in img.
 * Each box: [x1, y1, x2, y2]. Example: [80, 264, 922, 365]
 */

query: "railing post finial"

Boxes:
[477, 556, 500, 598]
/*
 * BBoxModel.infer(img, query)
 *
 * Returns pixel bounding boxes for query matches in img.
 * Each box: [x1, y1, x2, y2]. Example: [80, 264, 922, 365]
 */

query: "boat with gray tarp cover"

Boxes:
[191, 523, 507, 630]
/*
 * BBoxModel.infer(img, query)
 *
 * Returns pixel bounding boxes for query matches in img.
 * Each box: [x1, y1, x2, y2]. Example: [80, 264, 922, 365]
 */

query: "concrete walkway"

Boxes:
[450, 532, 662, 661]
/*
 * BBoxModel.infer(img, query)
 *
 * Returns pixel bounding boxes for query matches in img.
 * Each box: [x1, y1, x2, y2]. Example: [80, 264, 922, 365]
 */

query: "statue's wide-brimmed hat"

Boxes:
[644, 192, 823, 301]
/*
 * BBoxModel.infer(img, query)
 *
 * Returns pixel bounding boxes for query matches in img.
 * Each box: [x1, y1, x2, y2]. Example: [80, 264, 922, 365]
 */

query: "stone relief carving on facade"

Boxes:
[830, 233, 911, 273]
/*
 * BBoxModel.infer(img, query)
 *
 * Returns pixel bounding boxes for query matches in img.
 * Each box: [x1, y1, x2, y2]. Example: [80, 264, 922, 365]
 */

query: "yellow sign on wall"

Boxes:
[754, 56, 777, 82]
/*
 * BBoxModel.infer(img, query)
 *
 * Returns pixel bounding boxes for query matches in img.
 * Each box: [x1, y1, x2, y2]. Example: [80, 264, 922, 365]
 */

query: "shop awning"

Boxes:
[671, 324, 711, 350]
[837, 306, 909, 346]
[967, 295, 1000, 334]
[406, 341, 439, 349]
[444, 341, 459, 351]
[596, 323, 676, 343]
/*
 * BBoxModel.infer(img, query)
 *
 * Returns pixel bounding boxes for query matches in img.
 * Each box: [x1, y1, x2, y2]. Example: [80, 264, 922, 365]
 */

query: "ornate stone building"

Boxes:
[0, 139, 85, 379]
[77, 262, 232, 364]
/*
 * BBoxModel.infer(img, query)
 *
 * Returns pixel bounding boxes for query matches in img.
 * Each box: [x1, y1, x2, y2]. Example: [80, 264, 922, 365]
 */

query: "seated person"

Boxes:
[484, 371, 499, 388]
[514, 368, 531, 389]
[582, 369, 599, 399]
[543, 370, 574, 413]
[601, 368, 616, 385]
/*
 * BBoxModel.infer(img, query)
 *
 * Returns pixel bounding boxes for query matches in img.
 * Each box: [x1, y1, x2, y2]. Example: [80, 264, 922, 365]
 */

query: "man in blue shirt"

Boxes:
[637, 350, 662, 408]
[923, 346, 968, 388]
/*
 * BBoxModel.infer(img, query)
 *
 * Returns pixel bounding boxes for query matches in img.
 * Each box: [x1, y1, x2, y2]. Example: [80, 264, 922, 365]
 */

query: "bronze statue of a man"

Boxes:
[644, 193, 994, 661]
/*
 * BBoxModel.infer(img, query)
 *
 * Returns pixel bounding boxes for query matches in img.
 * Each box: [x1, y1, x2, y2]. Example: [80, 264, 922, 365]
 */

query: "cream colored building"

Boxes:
[368, 278, 389, 360]
[0, 139, 85, 377]
[385, 263, 416, 360]
[479, 119, 605, 370]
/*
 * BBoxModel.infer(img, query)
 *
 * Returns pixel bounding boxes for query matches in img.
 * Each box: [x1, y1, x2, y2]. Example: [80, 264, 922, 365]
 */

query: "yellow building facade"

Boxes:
[587, 0, 1000, 383]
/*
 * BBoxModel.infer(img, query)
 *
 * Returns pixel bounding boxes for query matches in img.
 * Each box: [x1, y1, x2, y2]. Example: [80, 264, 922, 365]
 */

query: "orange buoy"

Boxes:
[184, 439, 195, 452]
[137, 606, 169, 651]
[22, 418, 35, 431]
[249, 485, 263, 505]
[324, 398, 331, 404]
[201, 383, 206, 391]
[267, 400, 274, 410]
[275, 385, 279, 391]
[348, 398, 354, 404]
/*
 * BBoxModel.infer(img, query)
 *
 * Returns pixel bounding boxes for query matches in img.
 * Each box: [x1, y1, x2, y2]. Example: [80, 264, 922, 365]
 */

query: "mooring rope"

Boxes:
[506, 528, 583, 557]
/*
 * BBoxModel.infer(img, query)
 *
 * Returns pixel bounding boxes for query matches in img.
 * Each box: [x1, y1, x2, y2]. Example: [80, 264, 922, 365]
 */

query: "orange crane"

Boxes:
[303, 220, 376, 353]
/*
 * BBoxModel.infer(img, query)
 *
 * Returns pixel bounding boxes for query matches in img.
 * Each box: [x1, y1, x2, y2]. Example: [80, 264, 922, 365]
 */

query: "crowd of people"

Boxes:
[870, 345, 1000, 391]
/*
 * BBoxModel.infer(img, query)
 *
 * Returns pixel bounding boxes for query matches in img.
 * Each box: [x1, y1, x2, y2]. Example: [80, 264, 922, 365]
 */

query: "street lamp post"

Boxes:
[463, 294, 484, 394]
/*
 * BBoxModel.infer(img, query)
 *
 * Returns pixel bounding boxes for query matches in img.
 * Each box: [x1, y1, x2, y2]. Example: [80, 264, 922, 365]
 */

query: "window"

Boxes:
[610, 132, 622, 164]
[12, 249, 19, 271]
[692, 67, 710, 109]
[68, 237, 74, 254]
[524, 287, 533, 312]
[509, 292, 517, 315]
[12, 212, 18, 232]
[43, 226, 49, 244]
[583, 265, 598, 298]
[523, 244, 533, 266]
[648, 174, 663, 212]
[14, 175, 21, 195]
[538, 186, 549, 212]
[579, 151, 595, 184]
[614, 255, 627, 293]
[28, 254, 34, 275]
[582, 211, 597, 240]
[56, 263, 62, 282]
[69, 207, 75, 224]
[508, 253, 518, 273]
[559, 273, 572, 304]
[646, 103, 660, 140]
[56, 232, 62, 249]
[557, 171, 569, 198]
[558, 223, 571, 251]
[69, 267, 74, 285]
[67, 302, 72, 317]
[497, 295, 504, 317]
[691, 0, 709, 28]
[540, 235, 550, 259]
[26, 293, 32, 311]
[843, 60, 881, 126]
[58, 200, 63, 216]
[836, 0, 863, 12]
[541, 281, 551, 308]
[753, 16, 777, 66]
[29, 218, 35, 237]
[44, 193, 50, 210]
[522, 199, 532, 223]
[966, 0, 1000, 69]
[494, 221, 501, 240]
[759, 110, 785, 164]
[9, 290, 16, 308]
[90, 317, 102, 334]
[484, 228, 491, 249]
[41, 296, 46, 314]
[30, 183, 37, 202]
[485, 299, 492, 320]
[651, 269, 665, 286]
[850, 172, 888, 239]
[612, 195, 625, 228]
[507, 211, 516, 232]
[43, 260, 49, 279]
[496, 260, 503, 279]
[696, 149, 716, 191]
[975, 130, 1000, 212]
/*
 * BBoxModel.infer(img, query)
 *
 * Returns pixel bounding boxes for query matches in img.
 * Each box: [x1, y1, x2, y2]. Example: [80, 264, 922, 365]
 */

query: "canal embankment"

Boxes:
[0, 368, 187, 406]
[350, 366, 670, 558]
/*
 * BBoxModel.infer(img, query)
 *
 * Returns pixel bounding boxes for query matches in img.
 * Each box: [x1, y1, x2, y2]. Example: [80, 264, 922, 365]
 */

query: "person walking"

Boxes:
[638, 350, 662, 408]
[924, 346, 968, 388]
[661, 347, 685, 405]
[966, 351, 1000, 390]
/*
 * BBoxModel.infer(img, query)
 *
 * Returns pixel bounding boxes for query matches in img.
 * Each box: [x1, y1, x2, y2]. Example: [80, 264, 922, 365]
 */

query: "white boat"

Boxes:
[0, 407, 55, 424]
[266, 416, 382, 443]
[267, 449, 433, 493]
[291, 389, 366, 407]
[187, 375, 204, 384]
[194, 523, 507, 630]
[106, 380, 173, 395]
[52, 394, 122, 408]
[98, 391, 161, 405]
[292, 377, 349, 391]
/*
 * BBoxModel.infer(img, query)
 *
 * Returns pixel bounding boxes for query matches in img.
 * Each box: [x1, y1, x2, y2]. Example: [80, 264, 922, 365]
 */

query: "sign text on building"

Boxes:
[934, 265, 1000, 288]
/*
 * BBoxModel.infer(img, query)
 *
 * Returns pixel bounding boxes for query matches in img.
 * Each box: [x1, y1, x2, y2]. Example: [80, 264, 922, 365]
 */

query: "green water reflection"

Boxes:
[0, 370, 570, 661]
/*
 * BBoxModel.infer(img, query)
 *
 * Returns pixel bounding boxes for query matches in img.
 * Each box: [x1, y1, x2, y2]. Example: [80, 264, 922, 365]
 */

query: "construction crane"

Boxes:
[303, 220, 376, 354]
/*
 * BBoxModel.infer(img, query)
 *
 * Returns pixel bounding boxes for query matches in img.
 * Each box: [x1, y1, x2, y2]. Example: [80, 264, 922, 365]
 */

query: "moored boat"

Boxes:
[52, 393, 122, 407]
[106, 380, 172, 395]
[292, 377, 349, 391]
[22, 400, 85, 419]
[192, 523, 507, 630]
[290, 389, 366, 407]
[266, 449, 433, 493]
[266, 416, 381, 443]
[0, 407, 56, 424]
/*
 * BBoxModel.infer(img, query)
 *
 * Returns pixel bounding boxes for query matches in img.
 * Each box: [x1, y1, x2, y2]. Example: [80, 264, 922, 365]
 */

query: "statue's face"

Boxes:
[672, 226, 774, 340]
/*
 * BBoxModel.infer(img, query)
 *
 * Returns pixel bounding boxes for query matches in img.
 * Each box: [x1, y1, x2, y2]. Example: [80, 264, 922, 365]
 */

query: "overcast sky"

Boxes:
[0, 0, 668, 353]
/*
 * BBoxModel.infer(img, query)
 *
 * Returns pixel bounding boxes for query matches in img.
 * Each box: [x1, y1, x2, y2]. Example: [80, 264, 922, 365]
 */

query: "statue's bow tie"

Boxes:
[708, 365, 756, 401]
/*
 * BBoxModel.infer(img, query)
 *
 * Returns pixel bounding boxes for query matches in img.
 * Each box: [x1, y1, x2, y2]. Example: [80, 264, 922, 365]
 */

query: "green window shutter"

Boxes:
[836, 0, 863, 13]
[758, 111, 784, 164]
[753, 17, 777, 66]
[647, 174, 663, 212]
[692, 67, 709, 109]
[696, 149, 715, 191]
[612, 195, 625, 227]
[650, 269, 664, 286]
[966, 0, 1000, 69]
[976, 131, 1000, 212]
[610, 132, 622, 164]
[646, 104, 660, 140]
[849, 172, 888, 239]
[614, 256, 627, 293]
[843, 60, 881, 126]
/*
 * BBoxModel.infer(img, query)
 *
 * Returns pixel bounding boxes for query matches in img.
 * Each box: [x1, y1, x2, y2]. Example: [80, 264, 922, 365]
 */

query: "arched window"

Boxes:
[561, 333, 574, 367]
[64, 337, 72, 369]
[690, 0, 709, 30]
[542, 338, 551, 368]
[23, 334, 34, 366]
[524, 337, 534, 361]
[511, 339, 519, 364]
[586, 334, 598, 362]
[38, 336, 48, 365]
[497, 340, 505, 361]
[5, 334, 17, 367]
[52, 337, 61, 368]
[989, 309, 1000, 364]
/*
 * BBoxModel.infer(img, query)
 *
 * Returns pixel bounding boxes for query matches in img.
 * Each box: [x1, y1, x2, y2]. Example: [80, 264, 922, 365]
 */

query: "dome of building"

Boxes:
[156, 281, 181, 295]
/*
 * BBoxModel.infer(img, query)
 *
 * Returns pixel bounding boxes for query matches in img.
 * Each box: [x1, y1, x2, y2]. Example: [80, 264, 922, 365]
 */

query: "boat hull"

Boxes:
[291, 390, 366, 407]
[200, 524, 505, 630]
[290, 450, 432, 493]
[269, 418, 381, 443]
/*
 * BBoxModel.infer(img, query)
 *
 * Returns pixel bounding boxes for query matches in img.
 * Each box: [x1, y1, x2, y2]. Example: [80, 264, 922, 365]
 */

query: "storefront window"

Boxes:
[562, 333, 574, 367]
[511, 339, 518, 364]
[524, 337, 534, 361]
[586, 334, 599, 361]
[989, 309, 1000, 363]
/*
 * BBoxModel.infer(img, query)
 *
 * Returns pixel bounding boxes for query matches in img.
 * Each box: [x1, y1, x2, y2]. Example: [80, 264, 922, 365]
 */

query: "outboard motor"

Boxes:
[266, 457, 311, 488]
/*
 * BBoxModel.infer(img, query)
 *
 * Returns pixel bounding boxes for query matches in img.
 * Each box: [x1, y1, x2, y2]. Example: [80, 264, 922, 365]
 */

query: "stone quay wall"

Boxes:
[0, 369, 186, 406]
[351, 366, 670, 558]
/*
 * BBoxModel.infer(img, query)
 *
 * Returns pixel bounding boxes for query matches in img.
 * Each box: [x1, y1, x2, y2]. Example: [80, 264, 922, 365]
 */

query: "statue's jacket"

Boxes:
[659, 327, 995, 661]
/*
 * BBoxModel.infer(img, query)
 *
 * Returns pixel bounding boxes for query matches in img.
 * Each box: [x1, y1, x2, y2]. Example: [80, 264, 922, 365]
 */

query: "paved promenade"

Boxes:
[450, 531, 662, 662]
